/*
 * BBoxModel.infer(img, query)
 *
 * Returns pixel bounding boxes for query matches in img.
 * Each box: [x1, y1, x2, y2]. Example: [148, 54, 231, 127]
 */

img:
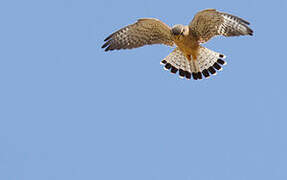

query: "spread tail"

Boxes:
[160, 47, 227, 80]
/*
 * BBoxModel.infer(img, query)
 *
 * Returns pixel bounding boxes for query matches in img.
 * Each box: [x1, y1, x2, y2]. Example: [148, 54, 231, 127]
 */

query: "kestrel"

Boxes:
[102, 9, 253, 80]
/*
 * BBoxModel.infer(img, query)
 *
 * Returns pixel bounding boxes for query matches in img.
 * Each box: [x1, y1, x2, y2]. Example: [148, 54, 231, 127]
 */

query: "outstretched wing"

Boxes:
[102, 18, 174, 51]
[189, 9, 253, 43]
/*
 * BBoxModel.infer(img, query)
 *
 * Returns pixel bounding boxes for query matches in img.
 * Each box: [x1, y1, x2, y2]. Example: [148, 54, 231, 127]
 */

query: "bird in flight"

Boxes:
[102, 9, 253, 80]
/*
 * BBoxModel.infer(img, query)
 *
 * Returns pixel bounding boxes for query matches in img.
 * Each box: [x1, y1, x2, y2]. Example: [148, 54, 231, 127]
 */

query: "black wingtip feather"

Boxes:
[170, 66, 178, 74]
[101, 41, 110, 49]
[165, 63, 172, 70]
[217, 59, 226, 65]
[161, 60, 167, 64]
[179, 69, 186, 77]
[213, 62, 222, 70]
[104, 34, 114, 41]
[104, 47, 111, 51]
[202, 69, 210, 78]
[192, 72, 198, 80]
[241, 19, 250, 25]
[185, 71, 191, 79]
[197, 72, 202, 80]
[208, 67, 216, 75]
[247, 27, 254, 36]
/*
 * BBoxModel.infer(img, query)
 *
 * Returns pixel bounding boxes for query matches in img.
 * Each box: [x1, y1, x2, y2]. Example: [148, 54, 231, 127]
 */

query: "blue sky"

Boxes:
[0, 0, 287, 180]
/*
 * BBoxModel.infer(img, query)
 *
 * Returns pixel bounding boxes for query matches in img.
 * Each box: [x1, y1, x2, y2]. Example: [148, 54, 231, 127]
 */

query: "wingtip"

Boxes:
[104, 34, 113, 41]
[101, 41, 110, 49]
[244, 20, 251, 25]
[104, 46, 112, 52]
[248, 29, 254, 36]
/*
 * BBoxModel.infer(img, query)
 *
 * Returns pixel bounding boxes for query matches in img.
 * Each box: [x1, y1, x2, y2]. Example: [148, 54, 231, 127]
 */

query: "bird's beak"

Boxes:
[172, 28, 182, 36]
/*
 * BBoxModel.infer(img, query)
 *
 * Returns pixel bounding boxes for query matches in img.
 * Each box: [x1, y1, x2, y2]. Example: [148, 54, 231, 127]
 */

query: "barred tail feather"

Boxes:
[160, 48, 192, 79]
[160, 47, 227, 80]
[197, 46, 226, 79]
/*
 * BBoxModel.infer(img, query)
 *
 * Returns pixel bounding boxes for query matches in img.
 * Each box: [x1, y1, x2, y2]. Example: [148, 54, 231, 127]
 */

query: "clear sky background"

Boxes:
[0, 0, 286, 180]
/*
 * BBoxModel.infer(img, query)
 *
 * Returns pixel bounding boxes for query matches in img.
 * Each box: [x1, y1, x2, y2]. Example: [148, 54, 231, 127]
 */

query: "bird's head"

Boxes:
[171, 24, 185, 36]
[171, 25, 188, 41]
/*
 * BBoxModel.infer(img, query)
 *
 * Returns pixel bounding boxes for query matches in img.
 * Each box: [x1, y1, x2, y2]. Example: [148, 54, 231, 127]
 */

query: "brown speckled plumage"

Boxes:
[102, 9, 253, 80]
[102, 18, 174, 51]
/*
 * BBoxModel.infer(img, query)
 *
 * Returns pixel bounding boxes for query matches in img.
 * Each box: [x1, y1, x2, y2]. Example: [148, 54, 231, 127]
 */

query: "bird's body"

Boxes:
[102, 9, 253, 80]
[172, 30, 202, 73]
[172, 28, 199, 61]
